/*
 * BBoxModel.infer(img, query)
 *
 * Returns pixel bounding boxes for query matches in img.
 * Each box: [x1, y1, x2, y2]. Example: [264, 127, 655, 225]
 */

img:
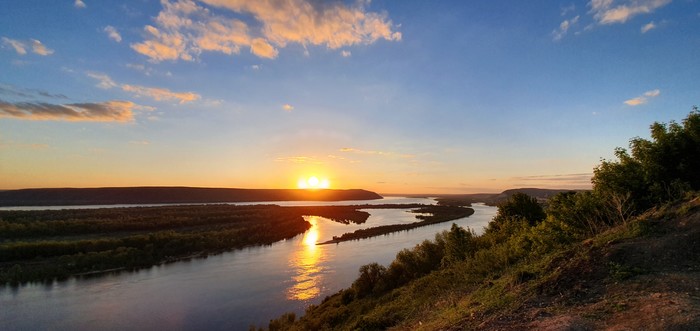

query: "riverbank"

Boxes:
[0, 203, 467, 284]
[318, 205, 474, 245]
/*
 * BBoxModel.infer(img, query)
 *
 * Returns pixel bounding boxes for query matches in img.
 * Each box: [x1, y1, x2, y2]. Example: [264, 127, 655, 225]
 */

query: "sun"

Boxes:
[298, 176, 330, 189]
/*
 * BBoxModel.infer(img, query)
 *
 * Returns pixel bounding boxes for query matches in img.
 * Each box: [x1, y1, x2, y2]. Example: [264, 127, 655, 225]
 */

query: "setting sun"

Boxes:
[298, 176, 330, 189]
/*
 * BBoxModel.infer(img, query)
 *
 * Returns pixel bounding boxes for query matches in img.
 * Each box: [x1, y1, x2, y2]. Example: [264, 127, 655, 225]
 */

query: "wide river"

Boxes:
[0, 198, 497, 330]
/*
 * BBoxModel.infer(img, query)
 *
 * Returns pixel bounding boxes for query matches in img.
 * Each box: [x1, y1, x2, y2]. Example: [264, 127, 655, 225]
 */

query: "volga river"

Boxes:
[0, 198, 497, 330]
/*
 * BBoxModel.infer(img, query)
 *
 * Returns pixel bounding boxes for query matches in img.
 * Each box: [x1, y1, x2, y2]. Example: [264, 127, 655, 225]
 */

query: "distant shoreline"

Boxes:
[0, 187, 383, 207]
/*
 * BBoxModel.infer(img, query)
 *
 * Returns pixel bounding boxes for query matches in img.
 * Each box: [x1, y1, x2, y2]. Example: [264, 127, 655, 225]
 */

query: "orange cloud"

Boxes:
[624, 89, 660, 106]
[87, 72, 200, 104]
[0, 99, 137, 122]
[121, 84, 200, 104]
[590, 0, 671, 25]
[132, 0, 400, 62]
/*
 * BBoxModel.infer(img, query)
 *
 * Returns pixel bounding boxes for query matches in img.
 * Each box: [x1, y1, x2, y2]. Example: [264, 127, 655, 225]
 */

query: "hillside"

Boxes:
[446, 197, 700, 330]
[0, 187, 383, 206]
[264, 195, 700, 331]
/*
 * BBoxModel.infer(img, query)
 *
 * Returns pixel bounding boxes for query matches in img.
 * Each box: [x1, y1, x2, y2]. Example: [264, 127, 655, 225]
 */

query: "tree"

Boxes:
[441, 224, 477, 266]
[352, 262, 386, 297]
[493, 192, 546, 226]
[593, 108, 700, 213]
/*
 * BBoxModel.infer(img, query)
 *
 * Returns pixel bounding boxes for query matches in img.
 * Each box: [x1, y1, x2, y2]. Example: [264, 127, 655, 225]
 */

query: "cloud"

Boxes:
[552, 15, 580, 41]
[250, 38, 278, 58]
[74, 0, 86, 9]
[2, 37, 27, 55]
[275, 156, 322, 164]
[0, 84, 68, 99]
[87, 72, 200, 104]
[104, 26, 122, 42]
[132, 0, 400, 62]
[0, 99, 137, 122]
[341, 50, 351, 57]
[129, 140, 151, 145]
[511, 173, 593, 188]
[87, 72, 118, 89]
[624, 89, 661, 106]
[641, 21, 656, 33]
[339, 147, 414, 159]
[31, 39, 54, 55]
[121, 84, 200, 104]
[589, 0, 671, 25]
[282, 104, 294, 111]
[2, 37, 54, 56]
[561, 4, 577, 16]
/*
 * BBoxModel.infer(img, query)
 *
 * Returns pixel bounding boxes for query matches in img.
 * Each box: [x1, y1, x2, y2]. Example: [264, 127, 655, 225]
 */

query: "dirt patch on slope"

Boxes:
[465, 199, 700, 330]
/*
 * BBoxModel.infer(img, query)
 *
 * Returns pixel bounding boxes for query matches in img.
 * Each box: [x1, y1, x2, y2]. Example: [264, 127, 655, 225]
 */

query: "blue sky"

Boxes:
[1, 0, 698, 193]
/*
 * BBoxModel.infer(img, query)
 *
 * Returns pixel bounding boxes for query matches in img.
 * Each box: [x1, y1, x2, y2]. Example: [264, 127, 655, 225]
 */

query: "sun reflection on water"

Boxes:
[287, 216, 325, 301]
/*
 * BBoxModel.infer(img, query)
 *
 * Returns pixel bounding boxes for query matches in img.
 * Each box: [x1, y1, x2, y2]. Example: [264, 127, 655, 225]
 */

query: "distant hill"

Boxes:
[0, 187, 383, 207]
[434, 188, 584, 206]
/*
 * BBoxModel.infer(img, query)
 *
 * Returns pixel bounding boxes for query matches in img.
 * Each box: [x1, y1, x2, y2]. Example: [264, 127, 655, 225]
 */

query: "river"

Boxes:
[0, 199, 497, 330]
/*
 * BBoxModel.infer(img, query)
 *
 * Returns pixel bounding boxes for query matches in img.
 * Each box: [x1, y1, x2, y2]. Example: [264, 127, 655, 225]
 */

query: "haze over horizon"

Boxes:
[1, 1, 698, 194]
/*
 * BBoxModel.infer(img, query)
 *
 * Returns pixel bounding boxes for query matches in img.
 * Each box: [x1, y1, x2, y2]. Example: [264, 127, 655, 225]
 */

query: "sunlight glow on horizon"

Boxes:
[297, 176, 330, 189]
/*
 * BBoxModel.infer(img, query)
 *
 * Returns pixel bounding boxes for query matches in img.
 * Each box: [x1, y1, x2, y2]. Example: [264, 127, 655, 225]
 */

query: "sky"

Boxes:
[1, 0, 698, 194]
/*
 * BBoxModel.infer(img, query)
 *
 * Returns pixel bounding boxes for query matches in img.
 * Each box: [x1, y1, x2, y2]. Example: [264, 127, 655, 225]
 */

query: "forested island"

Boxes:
[0, 187, 382, 207]
[262, 109, 700, 330]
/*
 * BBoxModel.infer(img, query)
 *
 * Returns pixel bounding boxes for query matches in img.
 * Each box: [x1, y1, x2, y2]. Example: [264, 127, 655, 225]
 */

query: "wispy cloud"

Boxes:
[511, 173, 593, 188]
[0, 84, 68, 100]
[0, 99, 138, 122]
[561, 4, 577, 16]
[87, 72, 200, 104]
[275, 156, 323, 164]
[624, 89, 661, 106]
[132, 0, 401, 62]
[641, 21, 657, 33]
[121, 84, 200, 104]
[2, 37, 27, 55]
[282, 104, 294, 112]
[339, 147, 415, 159]
[2, 37, 54, 56]
[74, 0, 86, 9]
[589, 0, 671, 25]
[341, 50, 351, 57]
[552, 15, 580, 41]
[104, 26, 122, 42]
[30, 39, 54, 55]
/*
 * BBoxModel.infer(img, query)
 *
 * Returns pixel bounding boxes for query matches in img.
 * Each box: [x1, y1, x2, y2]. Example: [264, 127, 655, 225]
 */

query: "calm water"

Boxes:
[0, 199, 497, 330]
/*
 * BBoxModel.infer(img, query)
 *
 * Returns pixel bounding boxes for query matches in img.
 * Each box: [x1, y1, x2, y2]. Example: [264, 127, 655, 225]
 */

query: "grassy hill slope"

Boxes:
[265, 195, 699, 331]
